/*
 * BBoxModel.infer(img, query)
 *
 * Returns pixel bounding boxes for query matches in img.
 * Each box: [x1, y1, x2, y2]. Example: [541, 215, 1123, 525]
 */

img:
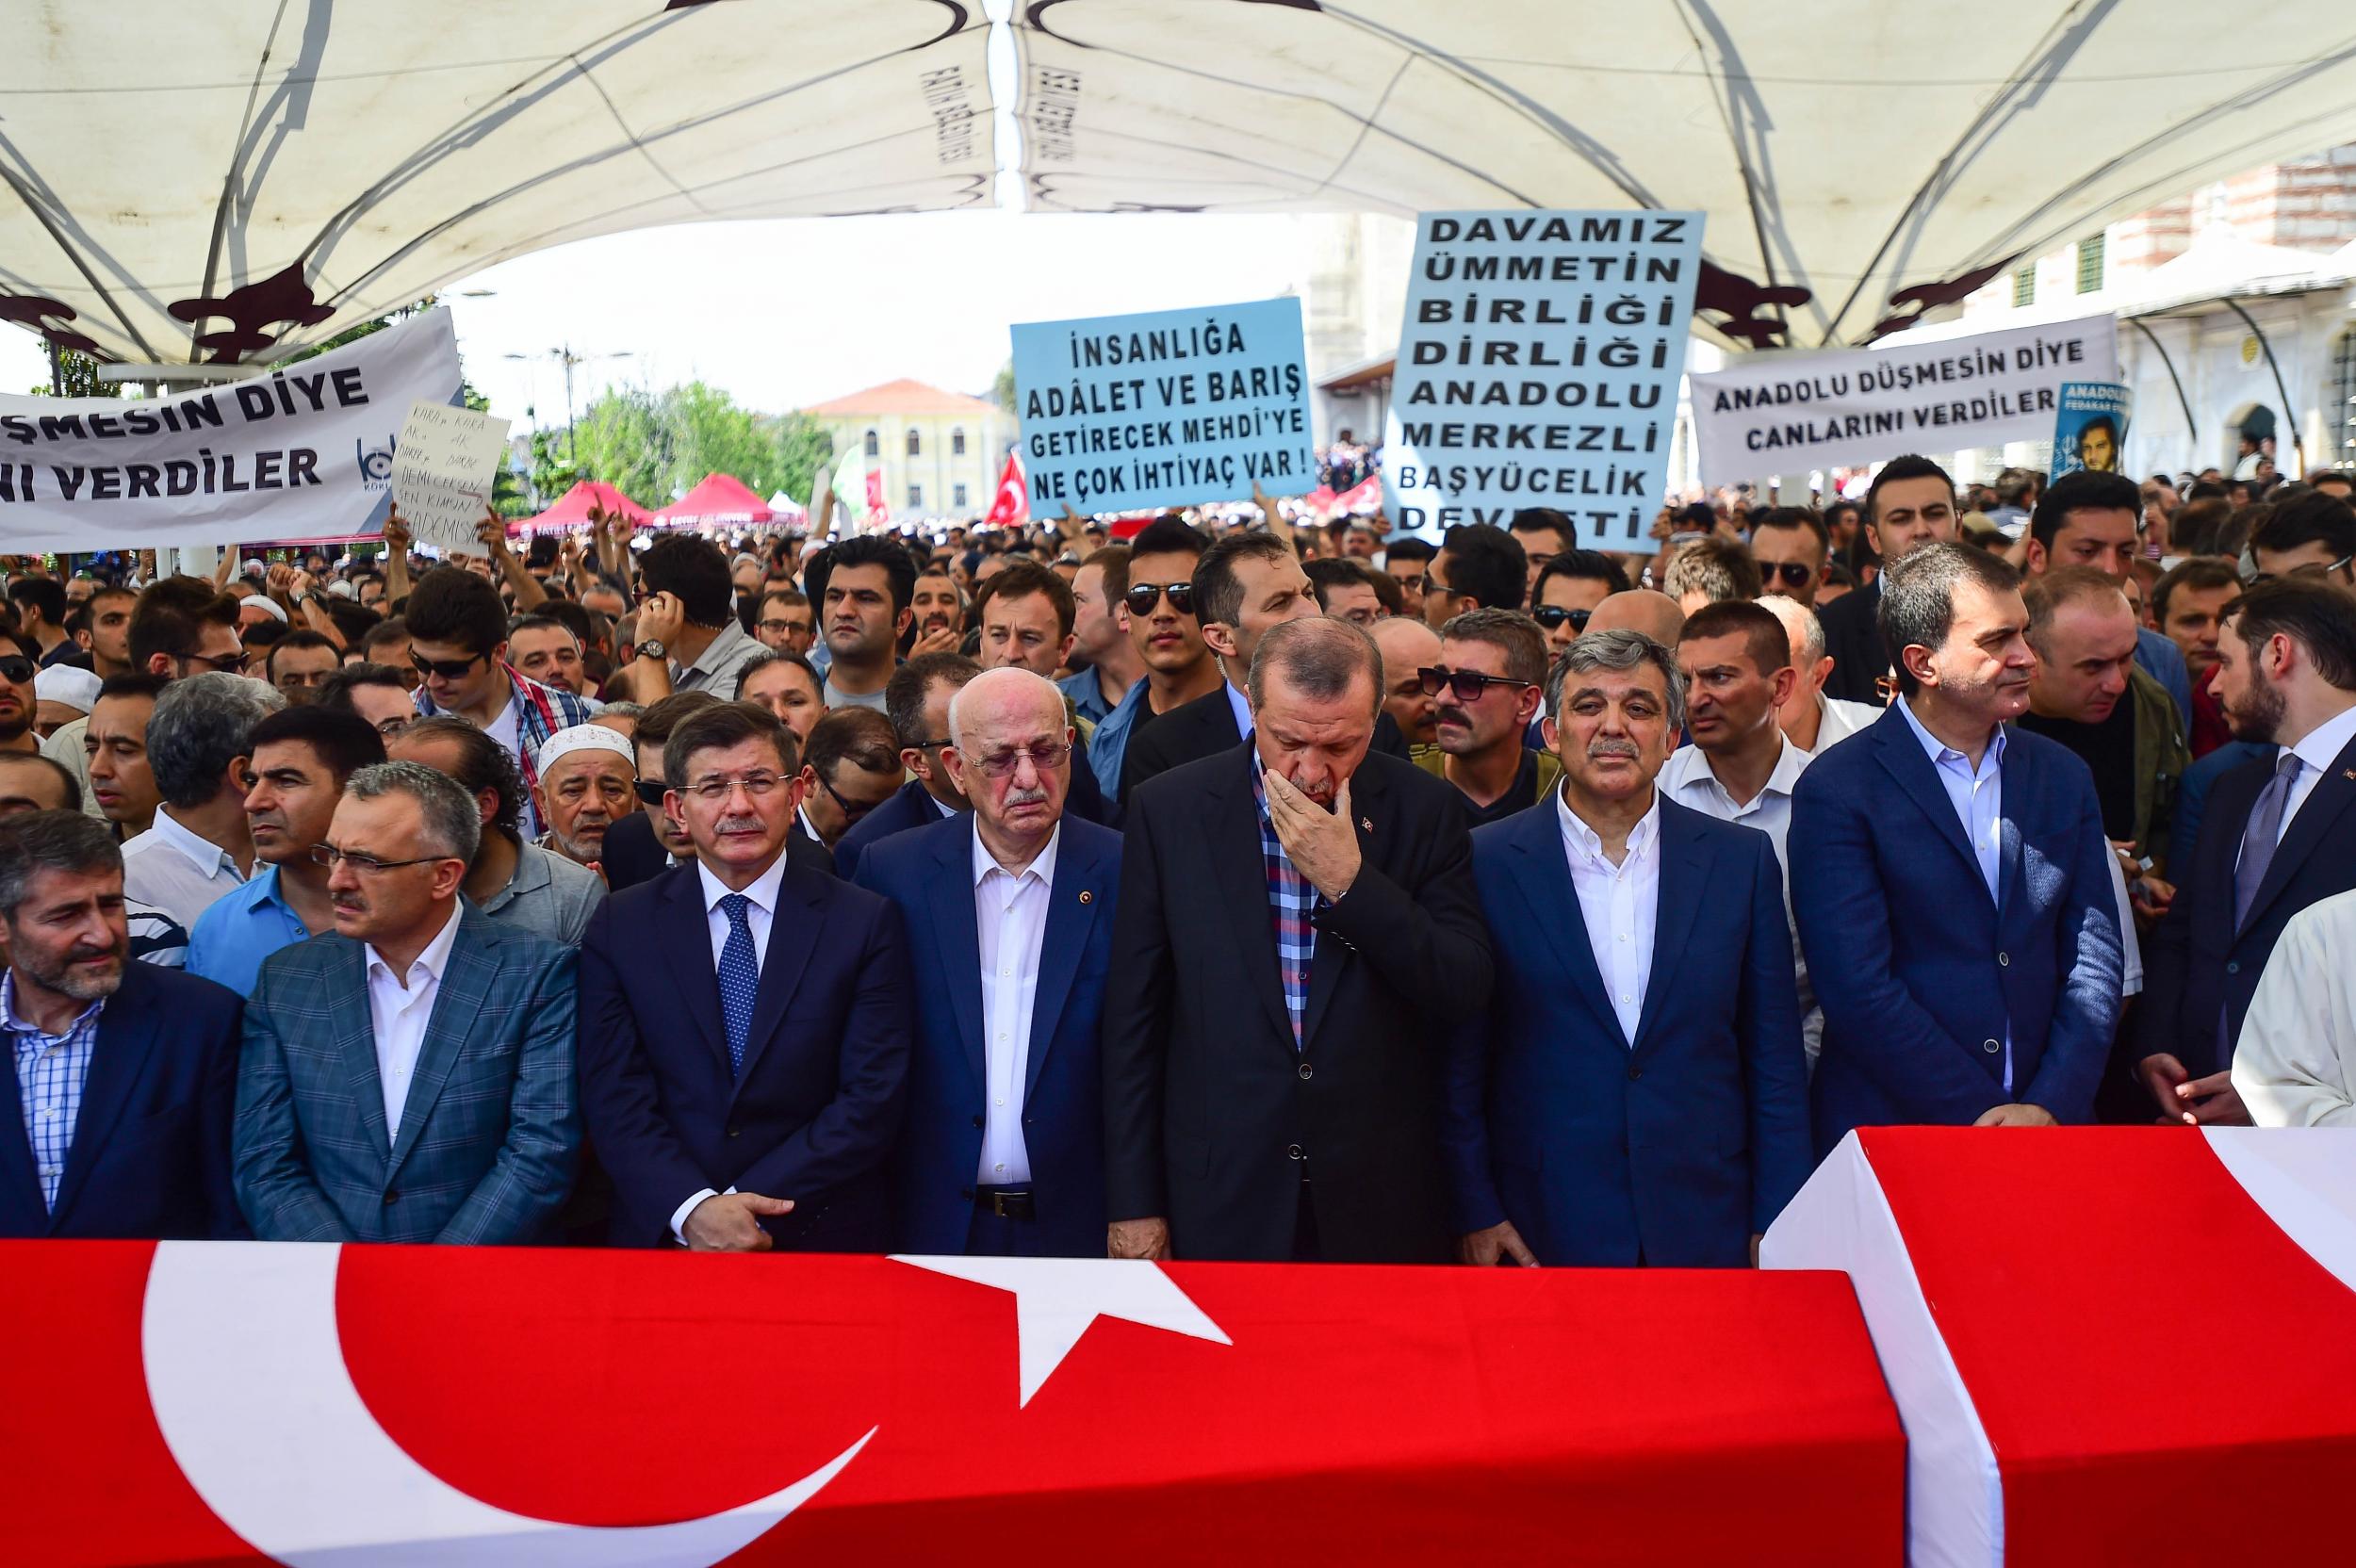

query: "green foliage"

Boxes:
[990, 356, 1017, 412]
[770, 410, 835, 507]
[560, 383, 835, 512]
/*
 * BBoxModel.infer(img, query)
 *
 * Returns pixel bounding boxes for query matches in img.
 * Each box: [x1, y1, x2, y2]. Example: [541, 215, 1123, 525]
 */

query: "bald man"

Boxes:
[853, 668, 1123, 1257]
[1585, 587, 1686, 645]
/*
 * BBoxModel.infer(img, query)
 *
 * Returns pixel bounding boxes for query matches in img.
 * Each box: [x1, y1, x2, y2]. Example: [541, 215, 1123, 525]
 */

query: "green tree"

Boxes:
[990, 357, 1017, 413]
[769, 410, 835, 508]
[568, 387, 671, 508]
[662, 381, 777, 496]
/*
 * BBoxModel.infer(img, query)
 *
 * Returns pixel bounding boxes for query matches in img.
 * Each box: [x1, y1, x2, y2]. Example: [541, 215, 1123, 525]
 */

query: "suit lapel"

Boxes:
[928, 826, 988, 1094]
[657, 867, 731, 1075]
[386, 912, 499, 1176]
[47, 970, 157, 1225]
[1632, 803, 1709, 1059]
[2240, 735, 2356, 936]
[1025, 829, 1104, 1103]
[1505, 803, 1629, 1050]
[328, 942, 394, 1166]
[1301, 765, 1384, 1053]
[0, 1040, 39, 1222]
[1871, 714, 1987, 899]
[1205, 748, 1293, 1046]
[735, 865, 825, 1089]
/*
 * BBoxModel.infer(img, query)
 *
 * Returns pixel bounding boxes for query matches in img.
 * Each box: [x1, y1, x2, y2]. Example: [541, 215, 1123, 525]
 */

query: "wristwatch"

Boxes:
[633, 639, 666, 662]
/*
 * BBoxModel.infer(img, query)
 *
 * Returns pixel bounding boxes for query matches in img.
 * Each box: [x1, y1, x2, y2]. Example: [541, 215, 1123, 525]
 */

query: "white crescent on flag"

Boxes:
[986, 449, 1029, 527]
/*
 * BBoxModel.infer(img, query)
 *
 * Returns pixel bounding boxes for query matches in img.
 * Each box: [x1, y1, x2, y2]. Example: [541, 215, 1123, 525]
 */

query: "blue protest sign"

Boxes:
[2051, 383, 2132, 478]
[1010, 296, 1313, 514]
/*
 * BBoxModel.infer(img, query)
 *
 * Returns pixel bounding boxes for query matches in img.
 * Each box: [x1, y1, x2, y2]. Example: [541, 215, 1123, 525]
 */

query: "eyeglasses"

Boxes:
[1529, 606, 1593, 633]
[758, 618, 806, 636]
[410, 649, 488, 682]
[632, 778, 669, 806]
[176, 647, 245, 675]
[371, 716, 412, 740]
[311, 844, 447, 874]
[2250, 553, 2354, 585]
[973, 743, 1072, 778]
[679, 771, 785, 803]
[1122, 581, 1196, 617]
[908, 736, 952, 753]
[1762, 561, 1818, 588]
[814, 770, 876, 824]
[0, 655, 33, 685]
[1418, 665, 1536, 701]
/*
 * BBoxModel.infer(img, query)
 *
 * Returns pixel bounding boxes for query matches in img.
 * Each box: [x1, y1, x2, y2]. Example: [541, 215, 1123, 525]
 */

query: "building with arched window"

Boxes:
[804, 379, 1013, 522]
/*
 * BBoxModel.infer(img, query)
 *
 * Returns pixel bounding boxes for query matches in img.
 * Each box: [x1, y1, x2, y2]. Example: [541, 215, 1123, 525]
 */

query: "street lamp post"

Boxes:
[502, 345, 633, 462]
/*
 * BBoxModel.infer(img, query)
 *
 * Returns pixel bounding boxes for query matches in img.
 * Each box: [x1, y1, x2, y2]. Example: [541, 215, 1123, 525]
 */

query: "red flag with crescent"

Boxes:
[986, 449, 1029, 527]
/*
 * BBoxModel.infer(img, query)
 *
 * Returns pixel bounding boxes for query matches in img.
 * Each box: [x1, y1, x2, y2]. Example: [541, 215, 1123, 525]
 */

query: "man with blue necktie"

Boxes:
[578, 701, 911, 1250]
[1792, 544, 2123, 1152]
[856, 667, 1121, 1257]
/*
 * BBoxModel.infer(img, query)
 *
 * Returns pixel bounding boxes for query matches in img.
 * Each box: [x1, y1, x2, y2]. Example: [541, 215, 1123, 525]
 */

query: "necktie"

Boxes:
[716, 893, 758, 1078]
[2233, 754, 2301, 929]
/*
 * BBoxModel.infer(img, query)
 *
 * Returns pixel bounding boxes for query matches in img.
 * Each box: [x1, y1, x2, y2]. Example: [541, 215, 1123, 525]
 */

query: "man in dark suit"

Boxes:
[0, 810, 243, 1239]
[234, 761, 581, 1243]
[1792, 544, 2123, 1152]
[855, 668, 1121, 1257]
[1445, 630, 1809, 1269]
[579, 701, 911, 1250]
[1817, 455, 1958, 705]
[834, 652, 978, 880]
[603, 690, 834, 890]
[2133, 578, 2356, 1124]
[1104, 617, 1492, 1264]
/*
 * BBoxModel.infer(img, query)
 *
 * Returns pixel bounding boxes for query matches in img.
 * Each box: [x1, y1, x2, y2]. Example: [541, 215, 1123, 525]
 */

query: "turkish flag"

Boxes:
[1333, 474, 1383, 514]
[3, 1244, 1900, 1565]
[863, 466, 891, 528]
[984, 449, 1029, 527]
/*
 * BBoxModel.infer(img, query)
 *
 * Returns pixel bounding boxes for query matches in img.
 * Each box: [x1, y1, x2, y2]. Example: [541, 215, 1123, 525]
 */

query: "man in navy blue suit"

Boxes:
[578, 701, 911, 1250]
[833, 651, 978, 881]
[1792, 544, 2123, 1153]
[1, 810, 244, 1238]
[1444, 631, 1808, 1268]
[855, 668, 1120, 1257]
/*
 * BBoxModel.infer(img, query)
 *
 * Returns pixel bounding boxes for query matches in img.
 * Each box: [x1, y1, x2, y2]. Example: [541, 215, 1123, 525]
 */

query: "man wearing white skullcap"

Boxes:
[33, 663, 103, 741]
[532, 723, 636, 872]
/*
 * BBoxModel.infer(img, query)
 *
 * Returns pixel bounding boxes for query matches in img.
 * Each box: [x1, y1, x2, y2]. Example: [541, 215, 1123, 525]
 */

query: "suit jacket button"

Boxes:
[1286, 1143, 1304, 1161]
[382, 1189, 399, 1205]
[1627, 1066, 1642, 1082]
[2226, 960, 2241, 975]
[1997, 951, 2010, 967]
[727, 1125, 741, 1138]
[1983, 1038, 2001, 1054]
[972, 1114, 985, 1129]
[1298, 1062, 1314, 1080]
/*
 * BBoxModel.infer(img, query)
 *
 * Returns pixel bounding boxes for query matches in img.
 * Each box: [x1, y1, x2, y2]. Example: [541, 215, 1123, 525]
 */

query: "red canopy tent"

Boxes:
[519, 481, 651, 536]
[654, 473, 774, 528]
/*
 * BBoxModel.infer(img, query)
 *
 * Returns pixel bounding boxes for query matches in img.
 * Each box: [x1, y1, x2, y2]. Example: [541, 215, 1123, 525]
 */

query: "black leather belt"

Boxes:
[975, 1186, 1035, 1220]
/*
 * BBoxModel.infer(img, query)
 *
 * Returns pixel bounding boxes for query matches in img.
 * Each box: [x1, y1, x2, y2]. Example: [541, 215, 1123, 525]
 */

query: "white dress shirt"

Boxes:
[2274, 703, 2356, 846]
[120, 806, 249, 931]
[1558, 788, 1661, 1045]
[673, 851, 794, 1242]
[2233, 888, 2356, 1126]
[973, 823, 1060, 1186]
[1806, 694, 1882, 756]
[1224, 680, 1254, 743]
[1661, 735, 1820, 1060]
[363, 901, 465, 1142]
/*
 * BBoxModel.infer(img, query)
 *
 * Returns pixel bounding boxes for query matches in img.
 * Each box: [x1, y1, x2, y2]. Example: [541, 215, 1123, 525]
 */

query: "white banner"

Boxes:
[1688, 314, 2118, 486]
[1383, 210, 1704, 546]
[0, 310, 462, 552]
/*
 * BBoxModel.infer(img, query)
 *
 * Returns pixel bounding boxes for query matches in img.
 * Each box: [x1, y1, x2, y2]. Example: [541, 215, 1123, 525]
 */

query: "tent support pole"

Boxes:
[2219, 300, 2304, 472]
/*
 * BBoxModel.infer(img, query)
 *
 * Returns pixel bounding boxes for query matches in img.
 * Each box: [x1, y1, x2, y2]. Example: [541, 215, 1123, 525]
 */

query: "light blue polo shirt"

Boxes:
[186, 864, 315, 997]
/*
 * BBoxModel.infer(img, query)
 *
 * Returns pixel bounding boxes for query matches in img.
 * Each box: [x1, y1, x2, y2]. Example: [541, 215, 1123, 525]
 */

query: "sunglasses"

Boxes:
[1123, 581, 1196, 617]
[0, 655, 34, 686]
[633, 778, 669, 806]
[1530, 606, 1593, 633]
[814, 770, 876, 824]
[1762, 561, 1817, 588]
[410, 649, 488, 682]
[1418, 665, 1537, 702]
[176, 647, 246, 675]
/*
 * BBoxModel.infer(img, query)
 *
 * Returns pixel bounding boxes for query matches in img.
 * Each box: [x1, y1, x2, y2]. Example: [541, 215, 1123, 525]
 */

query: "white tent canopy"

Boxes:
[8, 1, 2356, 367]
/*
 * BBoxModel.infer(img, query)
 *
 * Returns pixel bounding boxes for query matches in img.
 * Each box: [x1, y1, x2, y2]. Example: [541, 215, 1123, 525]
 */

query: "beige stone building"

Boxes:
[803, 379, 1014, 521]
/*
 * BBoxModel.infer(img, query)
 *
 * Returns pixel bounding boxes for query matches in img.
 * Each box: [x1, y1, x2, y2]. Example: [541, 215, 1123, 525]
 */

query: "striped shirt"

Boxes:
[5, 972, 106, 1212]
[1252, 767, 1317, 1048]
[414, 662, 596, 839]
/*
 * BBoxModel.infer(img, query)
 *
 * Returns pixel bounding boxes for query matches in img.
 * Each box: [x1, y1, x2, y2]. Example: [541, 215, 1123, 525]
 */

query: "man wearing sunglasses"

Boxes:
[1121, 531, 1322, 805]
[402, 566, 597, 842]
[0, 634, 39, 756]
[1086, 516, 1223, 807]
[580, 701, 913, 1252]
[1531, 553, 1631, 660]
[1412, 611, 1561, 826]
[853, 668, 1121, 1258]
[1747, 509, 1830, 608]
[1420, 523, 1527, 629]
[234, 760, 582, 1245]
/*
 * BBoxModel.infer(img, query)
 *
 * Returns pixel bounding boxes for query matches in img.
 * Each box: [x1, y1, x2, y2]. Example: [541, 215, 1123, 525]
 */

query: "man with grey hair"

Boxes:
[1444, 630, 1808, 1268]
[1104, 615, 1492, 1264]
[854, 667, 1124, 1257]
[1756, 595, 1880, 758]
[0, 809, 245, 1238]
[1792, 543, 2123, 1153]
[120, 672, 285, 929]
[233, 760, 581, 1243]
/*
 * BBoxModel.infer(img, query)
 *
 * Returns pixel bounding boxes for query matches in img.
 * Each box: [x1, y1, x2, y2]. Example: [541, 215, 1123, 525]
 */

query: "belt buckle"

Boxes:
[988, 1189, 1035, 1220]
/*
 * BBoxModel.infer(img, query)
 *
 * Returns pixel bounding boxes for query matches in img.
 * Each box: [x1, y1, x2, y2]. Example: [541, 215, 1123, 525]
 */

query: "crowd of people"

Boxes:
[4, 448, 2353, 1259]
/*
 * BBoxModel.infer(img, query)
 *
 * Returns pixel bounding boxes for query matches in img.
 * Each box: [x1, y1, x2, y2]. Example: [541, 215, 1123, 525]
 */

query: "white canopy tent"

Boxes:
[6, 1, 2356, 368]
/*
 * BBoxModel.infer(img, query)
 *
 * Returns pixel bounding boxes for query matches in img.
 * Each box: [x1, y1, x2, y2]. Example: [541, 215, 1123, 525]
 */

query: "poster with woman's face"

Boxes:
[2053, 383, 2132, 479]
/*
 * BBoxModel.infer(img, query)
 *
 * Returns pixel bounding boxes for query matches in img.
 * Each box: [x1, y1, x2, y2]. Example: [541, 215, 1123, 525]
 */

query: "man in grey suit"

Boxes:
[233, 760, 580, 1243]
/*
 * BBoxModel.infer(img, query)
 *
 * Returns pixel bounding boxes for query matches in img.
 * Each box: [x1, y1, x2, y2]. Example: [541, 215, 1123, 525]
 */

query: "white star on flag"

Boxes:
[891, 1255, 1232, 1407]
